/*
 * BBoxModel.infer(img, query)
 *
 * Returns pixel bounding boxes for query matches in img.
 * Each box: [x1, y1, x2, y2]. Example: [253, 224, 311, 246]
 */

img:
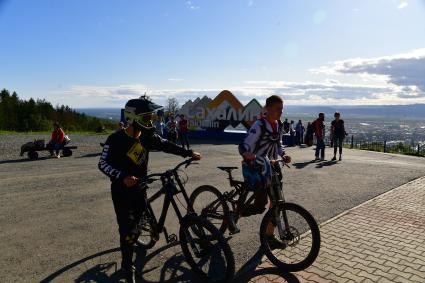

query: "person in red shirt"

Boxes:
[178, 114, 190, 149]
[48, 121, 65, 158]
[313, 113, 325, 161]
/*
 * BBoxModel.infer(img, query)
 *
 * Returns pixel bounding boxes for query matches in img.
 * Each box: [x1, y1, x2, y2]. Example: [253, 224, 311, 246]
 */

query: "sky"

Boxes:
[1, 0, 425, 107]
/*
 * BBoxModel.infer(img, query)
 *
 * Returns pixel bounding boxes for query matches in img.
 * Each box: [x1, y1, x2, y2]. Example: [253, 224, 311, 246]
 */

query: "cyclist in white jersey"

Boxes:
[235, 95, 292, 239]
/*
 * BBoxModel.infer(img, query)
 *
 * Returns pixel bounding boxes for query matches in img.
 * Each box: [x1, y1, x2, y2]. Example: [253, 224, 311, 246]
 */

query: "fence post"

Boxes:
[351, 135, 354, 149]
[384, 140, 387, 153]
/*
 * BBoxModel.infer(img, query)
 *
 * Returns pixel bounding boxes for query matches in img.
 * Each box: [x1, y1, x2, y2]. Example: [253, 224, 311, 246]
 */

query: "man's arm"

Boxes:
[238, 121, 261, 159]
[149, 134, 193, 157]
[98, 135, 125, 182]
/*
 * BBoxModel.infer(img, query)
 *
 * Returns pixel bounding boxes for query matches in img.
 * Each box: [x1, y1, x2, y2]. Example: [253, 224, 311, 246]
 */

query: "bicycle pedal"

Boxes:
[167, 233, 178, 243]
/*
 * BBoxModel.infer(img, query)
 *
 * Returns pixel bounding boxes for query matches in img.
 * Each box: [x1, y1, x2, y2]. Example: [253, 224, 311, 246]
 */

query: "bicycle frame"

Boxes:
[221, 162, 292, 237]
[221, 164, 287, 213]
[144, 167, 194, 243]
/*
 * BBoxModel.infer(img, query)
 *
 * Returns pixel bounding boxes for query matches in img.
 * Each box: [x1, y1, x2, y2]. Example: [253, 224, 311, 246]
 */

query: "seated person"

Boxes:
[47, 122, 65, 158]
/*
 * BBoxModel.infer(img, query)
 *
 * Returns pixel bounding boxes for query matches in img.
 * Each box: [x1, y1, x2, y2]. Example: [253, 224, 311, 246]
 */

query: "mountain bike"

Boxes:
[188, 160, 320, 272]
[136, 158, 235, 283]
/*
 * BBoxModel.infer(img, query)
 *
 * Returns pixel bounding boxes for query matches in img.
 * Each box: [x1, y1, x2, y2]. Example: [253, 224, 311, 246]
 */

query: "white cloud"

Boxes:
[398, 1, 408, 9]
[168, 78, 184, 82]
[50, 48, 425, 107]
[51, 78, 425, 108]
[248, 0, 254, 7]
[311, 48, 425, 98]
[186, 1, 199, 10]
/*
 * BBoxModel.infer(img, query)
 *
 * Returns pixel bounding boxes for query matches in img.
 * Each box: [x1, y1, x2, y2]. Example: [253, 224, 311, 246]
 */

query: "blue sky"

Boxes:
[1, 0, 425, 107]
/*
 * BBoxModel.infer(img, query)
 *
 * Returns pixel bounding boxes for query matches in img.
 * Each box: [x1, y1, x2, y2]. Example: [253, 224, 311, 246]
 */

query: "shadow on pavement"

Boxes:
[0, 156, 50, 164]
[39, 247, 121, 282]
[39, 243, 299, 283]
[38, 242, 200, 283]
[77, 152, 102, 158]
[234, 248, 299, 283]
[292, 160, 316, 169]
[315, 160, 337, 168]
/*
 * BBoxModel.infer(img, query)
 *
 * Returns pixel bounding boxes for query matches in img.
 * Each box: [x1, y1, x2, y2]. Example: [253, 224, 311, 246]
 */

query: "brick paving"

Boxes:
[248, 176, 425, 283]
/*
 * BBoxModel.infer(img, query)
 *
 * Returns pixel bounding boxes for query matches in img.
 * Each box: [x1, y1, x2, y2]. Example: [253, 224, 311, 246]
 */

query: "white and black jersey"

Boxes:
[239, 118, 285, 160]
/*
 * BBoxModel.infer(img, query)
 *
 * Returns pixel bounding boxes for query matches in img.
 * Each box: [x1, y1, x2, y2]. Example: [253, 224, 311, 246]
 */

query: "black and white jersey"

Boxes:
[239, 118, 285, 160]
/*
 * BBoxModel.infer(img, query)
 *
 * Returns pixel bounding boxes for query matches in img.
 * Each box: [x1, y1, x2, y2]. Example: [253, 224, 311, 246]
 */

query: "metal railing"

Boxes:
[322, 135, 425, 157]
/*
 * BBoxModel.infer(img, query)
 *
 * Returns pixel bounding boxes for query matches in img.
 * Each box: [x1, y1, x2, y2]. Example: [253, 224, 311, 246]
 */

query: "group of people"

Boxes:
[282, 119, 306, 146]
[97, 94, 349, 282]
[308, 112, 347, 161]
[280, 112, 347, 161]
[153, 114, 190, 150]
[98, 95, 291, 282]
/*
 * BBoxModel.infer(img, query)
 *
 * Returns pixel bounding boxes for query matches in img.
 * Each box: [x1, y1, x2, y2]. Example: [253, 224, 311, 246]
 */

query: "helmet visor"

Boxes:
[125, 111, 154, 128]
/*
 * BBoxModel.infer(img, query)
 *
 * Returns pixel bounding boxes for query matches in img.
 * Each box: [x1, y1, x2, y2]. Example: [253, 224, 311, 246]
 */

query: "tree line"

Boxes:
[0, 89, 116, 132]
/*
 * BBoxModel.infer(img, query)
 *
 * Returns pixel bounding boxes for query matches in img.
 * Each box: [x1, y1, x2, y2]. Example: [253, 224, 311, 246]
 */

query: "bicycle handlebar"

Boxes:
[271, 159, 291, 168]
[139, 158, 198, 186]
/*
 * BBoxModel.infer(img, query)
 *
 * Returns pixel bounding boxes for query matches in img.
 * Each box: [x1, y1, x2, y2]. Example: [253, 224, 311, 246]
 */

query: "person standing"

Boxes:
[115, 121, 125, 133]
[283, 118, 290, 134]
[48, 121, 65, 158]
[295, 120, 305, 145]
[289, 120, 295, 146]
[304, 121, 313, 146]
[154, 117, 164, 137]
[98, 98, 201, 283]
[331, 112, 347, 161]
[178, 114, 190, 149]
[166, 115, 178, 143]
[237, 95, 292, 240]
[313, 113, 325, 161]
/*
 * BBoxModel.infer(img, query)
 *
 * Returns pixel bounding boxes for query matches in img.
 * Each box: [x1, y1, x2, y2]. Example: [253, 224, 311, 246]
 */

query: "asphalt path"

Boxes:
[1, 137, 425, 282]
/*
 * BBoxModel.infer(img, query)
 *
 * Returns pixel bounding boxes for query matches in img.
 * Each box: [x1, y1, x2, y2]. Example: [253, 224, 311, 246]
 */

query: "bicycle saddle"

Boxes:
[217, 166, 238, 172]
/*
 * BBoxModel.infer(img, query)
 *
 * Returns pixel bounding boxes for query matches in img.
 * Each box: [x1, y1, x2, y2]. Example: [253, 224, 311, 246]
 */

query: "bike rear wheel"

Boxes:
[260, 203, 320, 271]
[189, 185, 229, 233]
[179, 214, 235, 283]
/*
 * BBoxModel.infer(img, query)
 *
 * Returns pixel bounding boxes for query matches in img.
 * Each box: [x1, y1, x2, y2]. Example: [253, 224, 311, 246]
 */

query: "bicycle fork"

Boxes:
[269, 183, 291, 240]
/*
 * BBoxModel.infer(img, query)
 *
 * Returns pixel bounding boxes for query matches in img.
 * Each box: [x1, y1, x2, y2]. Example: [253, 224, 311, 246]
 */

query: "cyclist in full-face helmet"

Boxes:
[98, 97, 201, 283]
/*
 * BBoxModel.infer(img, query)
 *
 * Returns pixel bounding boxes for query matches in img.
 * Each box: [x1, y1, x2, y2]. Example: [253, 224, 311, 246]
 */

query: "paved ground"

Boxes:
[1, 135, 425, 282]
[249, 177, 425, 283]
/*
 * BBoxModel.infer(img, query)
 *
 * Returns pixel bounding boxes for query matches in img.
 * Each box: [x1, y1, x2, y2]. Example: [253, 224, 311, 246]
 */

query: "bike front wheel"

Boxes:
[189, 185, 229, 233]
[179, 214, 235, 283]
[260, 202, 320, 272]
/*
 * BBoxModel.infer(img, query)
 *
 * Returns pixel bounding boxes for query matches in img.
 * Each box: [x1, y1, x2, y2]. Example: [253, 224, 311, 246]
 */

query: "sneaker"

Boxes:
[56, 154, 61, 159]
[227, 212, 240, 235]
[266, 234, 285, 250]
[314, 156, 320, 162]
[331, 156, 336, 161]
[121, 266, 136, 283]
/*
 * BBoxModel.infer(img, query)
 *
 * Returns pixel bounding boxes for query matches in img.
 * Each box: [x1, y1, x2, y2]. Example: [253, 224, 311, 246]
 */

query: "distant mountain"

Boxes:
[284, 104, 425, 119]
[75, 104, 425, 122]
[76, 108, 121, 121]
